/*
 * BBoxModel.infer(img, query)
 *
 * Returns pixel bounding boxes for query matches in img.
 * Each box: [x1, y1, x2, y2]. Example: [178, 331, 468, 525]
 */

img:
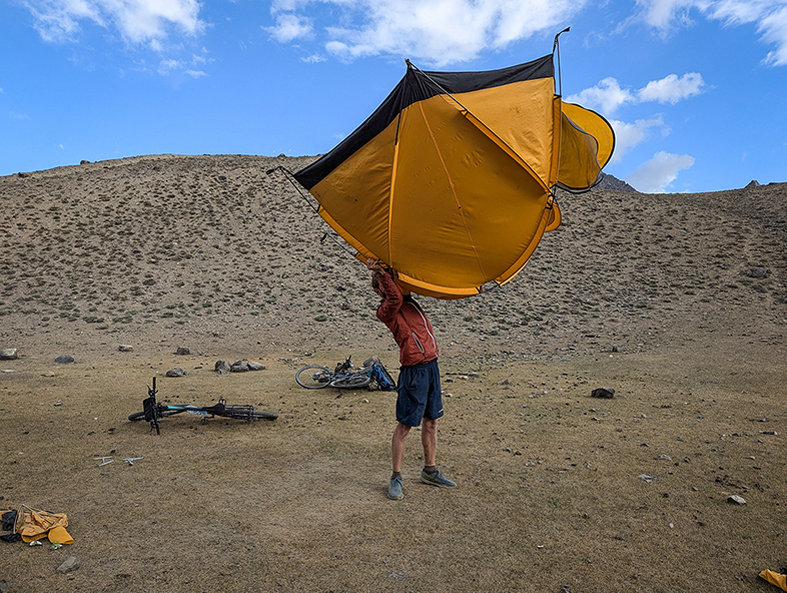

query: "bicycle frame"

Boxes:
[131, 377, 277, 433]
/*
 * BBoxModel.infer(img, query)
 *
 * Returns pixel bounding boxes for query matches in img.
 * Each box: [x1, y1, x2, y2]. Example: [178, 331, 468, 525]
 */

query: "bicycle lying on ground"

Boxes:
[129, 377, 278, 434]
[295, 356, 397, 391]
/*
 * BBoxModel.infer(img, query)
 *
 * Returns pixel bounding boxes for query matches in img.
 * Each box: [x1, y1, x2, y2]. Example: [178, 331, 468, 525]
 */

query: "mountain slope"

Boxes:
[1, 155, 784, 362]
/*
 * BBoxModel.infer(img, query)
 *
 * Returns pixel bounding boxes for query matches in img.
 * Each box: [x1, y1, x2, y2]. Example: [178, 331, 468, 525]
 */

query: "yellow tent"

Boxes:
[294, 43, 614, 299]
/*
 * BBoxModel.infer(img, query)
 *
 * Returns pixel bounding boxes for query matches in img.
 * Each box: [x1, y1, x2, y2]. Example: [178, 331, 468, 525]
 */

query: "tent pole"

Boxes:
[553, 26, 570, 97]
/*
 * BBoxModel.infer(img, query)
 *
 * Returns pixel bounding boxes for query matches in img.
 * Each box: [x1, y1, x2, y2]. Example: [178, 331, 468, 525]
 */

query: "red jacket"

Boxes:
[375, 272, 439, 366]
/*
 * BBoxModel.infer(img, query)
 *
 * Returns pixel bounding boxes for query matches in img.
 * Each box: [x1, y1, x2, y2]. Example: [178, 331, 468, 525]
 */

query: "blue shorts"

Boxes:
[396, 358, 443, 427]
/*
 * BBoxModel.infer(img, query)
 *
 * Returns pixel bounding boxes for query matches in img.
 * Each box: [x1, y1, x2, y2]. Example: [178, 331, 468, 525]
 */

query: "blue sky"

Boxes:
[2, 0, 786, 192]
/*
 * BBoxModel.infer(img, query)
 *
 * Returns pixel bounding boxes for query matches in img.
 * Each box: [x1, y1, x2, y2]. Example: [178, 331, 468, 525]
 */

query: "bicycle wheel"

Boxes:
[222, 405, 279, 421]
[128, 408, 184, 421]
[330, 373, 372, 389]
[296, 365, 332, 389]
[248, 409, 278, 420]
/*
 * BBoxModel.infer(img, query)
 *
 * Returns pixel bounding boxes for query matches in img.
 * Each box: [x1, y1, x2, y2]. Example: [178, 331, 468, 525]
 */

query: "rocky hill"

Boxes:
[595, 172, 639, 192]
[0, 154, 784, 363]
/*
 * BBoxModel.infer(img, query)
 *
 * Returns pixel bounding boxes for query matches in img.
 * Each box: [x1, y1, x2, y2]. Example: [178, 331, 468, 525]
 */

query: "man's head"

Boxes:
[372, 273, 384, 297]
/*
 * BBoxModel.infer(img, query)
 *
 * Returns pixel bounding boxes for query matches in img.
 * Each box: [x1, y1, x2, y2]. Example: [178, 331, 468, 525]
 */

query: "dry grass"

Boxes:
[1, 342, 784, 593]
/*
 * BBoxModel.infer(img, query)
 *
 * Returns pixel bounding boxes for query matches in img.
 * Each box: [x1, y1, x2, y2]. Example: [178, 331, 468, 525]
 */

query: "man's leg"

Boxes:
[388, 422, 410, 500]
[421, 417, 437, 467]
[420, 417, 456, 488]
[392, 422, 411, 473]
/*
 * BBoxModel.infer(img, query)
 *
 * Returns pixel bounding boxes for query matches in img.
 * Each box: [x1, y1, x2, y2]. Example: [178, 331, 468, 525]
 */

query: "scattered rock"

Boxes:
[247, 361, 265, 371]
[727, 495, 747, 505]
[118, 344, 133, 352]
[165, 367, 186, 377]
[56, 556, 80, 573]
[54, 355, 75, 364]
[591, 387, 615, 398]
[743, 267, 770, 279]
[638, 474, 656, 483]
[745, 179, 760, 188]
[214, 360, 231, 375]
[175, 347, 190, 355]
[230, 361, 250, 372]
[0, 348, 18, 360]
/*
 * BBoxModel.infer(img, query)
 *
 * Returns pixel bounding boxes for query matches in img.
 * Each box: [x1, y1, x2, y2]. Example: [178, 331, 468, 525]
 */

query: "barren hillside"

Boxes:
[1, 154, 783, 363]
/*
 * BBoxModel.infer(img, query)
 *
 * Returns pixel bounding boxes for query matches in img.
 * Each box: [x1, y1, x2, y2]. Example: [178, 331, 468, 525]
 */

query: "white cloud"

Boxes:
[301, 53, 326, 63]
[758, 4, 787, 65]
[270, 0, 587, 66]
[565, 78, 635, 115]
[24, 0, 205, 48]
[636, 0, 703, 30]
[708, 0, 774, 24]
[266, 13, 312, 43]
[637, 0, 787, 66]
[626, 150, 695, 192]
[186, 69, 206, 78]
[566, 72, 705, 115]
[638, 72, 705, 103]
[271, 0, 302, 11]
[608, 116, 665, 162]
[25, 0, 101, 41]
[158, 58, 180, 75]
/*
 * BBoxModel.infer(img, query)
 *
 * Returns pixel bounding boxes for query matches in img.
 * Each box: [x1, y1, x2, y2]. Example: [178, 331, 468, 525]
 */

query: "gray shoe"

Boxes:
[421, 469, 456, 488]
[388, 475, 404, 500]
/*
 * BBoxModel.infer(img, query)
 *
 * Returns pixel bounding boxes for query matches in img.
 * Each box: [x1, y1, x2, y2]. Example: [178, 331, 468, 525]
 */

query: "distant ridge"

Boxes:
[595, 172, 639, 193]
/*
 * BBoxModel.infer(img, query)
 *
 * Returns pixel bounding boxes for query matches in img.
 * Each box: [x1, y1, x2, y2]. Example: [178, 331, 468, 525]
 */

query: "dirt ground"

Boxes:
[1, 155, 785, 592]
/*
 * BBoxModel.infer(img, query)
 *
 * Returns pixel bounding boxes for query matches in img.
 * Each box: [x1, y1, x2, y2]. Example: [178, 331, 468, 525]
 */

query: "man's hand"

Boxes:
[365, 257, 385, 274]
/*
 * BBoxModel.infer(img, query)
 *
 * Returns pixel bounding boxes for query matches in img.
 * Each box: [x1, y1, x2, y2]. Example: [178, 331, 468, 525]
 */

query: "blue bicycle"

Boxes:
[296, 356, 396, 391]
[129, 377, 278, 434]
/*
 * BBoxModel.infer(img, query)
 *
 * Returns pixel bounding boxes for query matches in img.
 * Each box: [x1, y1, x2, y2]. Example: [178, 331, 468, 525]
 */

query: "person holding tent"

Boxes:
[366, 257, 456, 500]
